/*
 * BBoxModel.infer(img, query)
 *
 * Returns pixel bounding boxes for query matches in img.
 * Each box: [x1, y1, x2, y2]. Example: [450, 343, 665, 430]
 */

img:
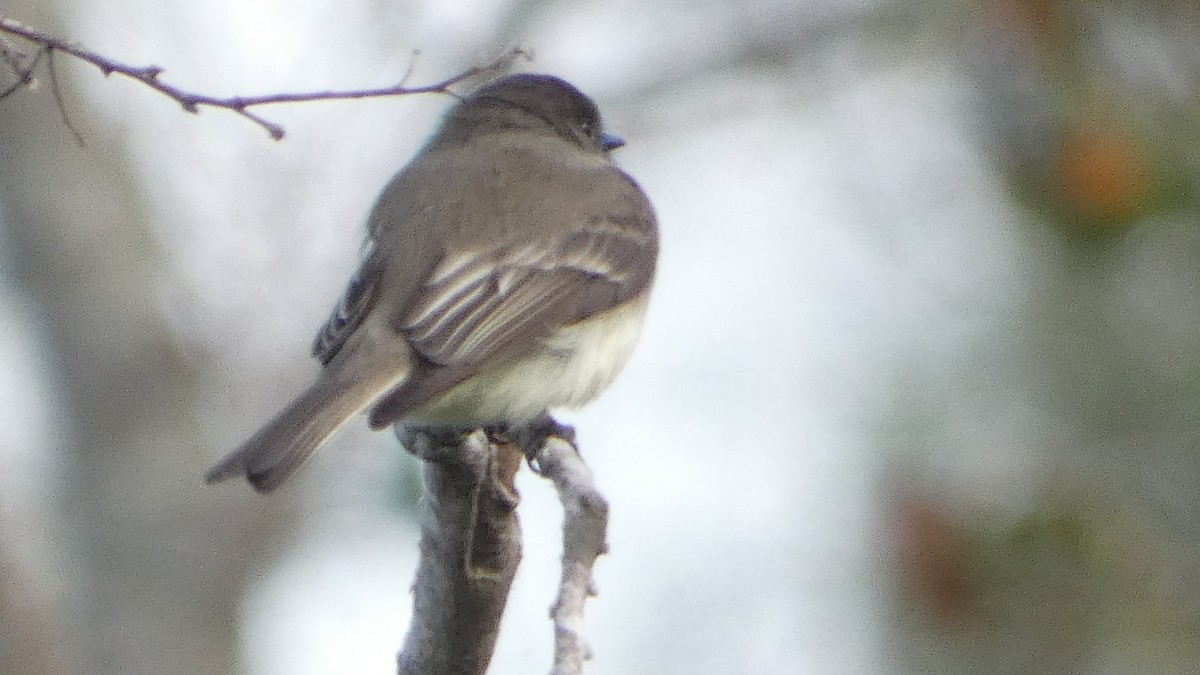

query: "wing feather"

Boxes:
[311, 245, 384, 365]
[403, 218, 650, 367]
[367, 212, 654, 427]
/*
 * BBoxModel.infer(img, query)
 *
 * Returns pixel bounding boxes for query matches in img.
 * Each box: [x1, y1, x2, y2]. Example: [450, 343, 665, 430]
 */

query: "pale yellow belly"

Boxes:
[405, 291, 650, 426]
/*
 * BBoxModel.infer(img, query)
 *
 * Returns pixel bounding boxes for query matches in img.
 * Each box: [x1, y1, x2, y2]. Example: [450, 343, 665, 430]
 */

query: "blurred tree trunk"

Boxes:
[0, 2, 279, 673]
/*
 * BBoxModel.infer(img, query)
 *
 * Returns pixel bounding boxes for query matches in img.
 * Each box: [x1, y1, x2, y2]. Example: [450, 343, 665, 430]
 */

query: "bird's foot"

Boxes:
[491, 413, 576, 472]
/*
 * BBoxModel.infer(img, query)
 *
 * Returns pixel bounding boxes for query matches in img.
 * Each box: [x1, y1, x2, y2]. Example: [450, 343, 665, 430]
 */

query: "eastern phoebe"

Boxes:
[205, 74, 658, 493]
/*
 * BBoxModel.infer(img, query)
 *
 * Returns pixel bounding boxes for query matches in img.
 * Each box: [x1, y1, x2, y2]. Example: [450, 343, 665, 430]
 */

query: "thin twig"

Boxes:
[398, 49, 421, 88]
[0, 33, 29, 76]
[0, 40, 41, 98]
[0, 17, 528, 140]
[537, 435, 609, 675]
[46, 49, 85, 147]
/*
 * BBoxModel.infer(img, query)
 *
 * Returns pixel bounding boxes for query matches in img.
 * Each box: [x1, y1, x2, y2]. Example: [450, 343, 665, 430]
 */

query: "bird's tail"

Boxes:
[205, 324, 411, 493]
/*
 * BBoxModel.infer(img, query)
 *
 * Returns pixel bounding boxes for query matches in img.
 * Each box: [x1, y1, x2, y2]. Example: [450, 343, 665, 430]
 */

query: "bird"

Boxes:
[204, 73, 658, 493]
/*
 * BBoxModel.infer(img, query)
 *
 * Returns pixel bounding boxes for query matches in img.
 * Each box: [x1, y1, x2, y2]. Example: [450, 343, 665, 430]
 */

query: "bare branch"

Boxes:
[395, 428, 523, 675]
[537, 436, 610, 675]
[394, 423, 612, 675]
[0, 17, 529, 140]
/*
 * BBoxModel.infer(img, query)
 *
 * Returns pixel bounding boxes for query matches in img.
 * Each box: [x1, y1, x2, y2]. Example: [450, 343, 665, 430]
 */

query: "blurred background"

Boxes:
[2, 0, 1199, 673]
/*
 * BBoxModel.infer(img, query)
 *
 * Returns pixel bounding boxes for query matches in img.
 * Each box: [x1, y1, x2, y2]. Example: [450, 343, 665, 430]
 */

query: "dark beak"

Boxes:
[600, 132, 625, 151]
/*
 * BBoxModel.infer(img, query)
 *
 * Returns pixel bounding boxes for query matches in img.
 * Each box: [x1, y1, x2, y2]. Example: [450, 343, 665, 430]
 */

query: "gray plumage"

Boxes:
[205, 74, 657, 493]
